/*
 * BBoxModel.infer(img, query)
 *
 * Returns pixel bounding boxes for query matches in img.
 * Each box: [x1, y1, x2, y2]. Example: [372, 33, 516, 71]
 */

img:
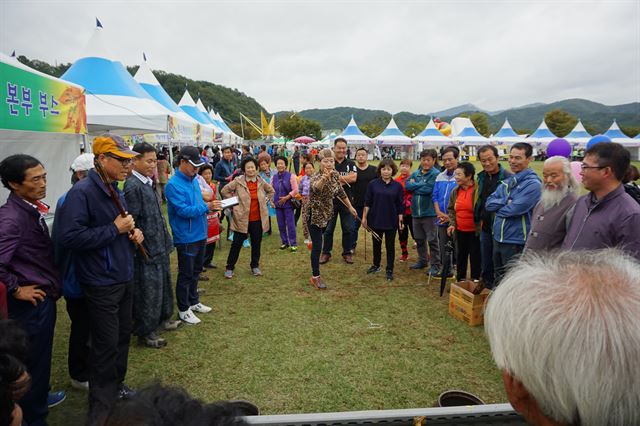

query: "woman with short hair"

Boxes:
[305, 149, 358, 289]
[221, 158, 275, 279]
[271, 156, 298, 251]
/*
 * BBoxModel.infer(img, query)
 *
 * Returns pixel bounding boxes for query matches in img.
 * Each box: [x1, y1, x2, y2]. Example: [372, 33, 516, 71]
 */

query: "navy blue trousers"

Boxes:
[175, 240, 205, 312]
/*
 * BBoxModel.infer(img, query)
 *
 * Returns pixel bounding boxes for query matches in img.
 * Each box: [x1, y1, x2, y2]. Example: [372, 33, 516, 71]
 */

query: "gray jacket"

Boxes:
[525, 192, 578, 251]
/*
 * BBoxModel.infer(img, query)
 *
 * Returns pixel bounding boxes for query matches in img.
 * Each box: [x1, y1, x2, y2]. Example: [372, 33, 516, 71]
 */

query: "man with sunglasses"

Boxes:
[562, 142, 640, 260]
[58, 134, 144, 425]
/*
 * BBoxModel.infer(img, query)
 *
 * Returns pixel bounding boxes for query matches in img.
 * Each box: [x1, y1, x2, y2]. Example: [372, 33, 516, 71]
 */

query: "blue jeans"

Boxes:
[480, 230, 495, 288]
[322, 202, 354, 256]
[351, 206, 365, 250]
[492, 241, 523, 286]
[175, 240, 205, 312]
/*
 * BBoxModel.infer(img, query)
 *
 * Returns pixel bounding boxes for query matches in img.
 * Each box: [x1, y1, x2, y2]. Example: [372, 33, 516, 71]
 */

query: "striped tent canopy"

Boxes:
[376, 117, 413, 146]
[338, 116, 373, 145]
[413, 118, 454, 146]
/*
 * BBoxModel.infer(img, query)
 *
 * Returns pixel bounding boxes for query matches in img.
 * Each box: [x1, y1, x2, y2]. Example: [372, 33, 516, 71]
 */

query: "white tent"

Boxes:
[491, 118, 526, 144]
[413, 118, 454, 146]
[526, 119, 558, 146]
[61, 24, 171, 135]
[563, 119, 592, 146]
[375, 117, 413, 146]
[1, 52, 86, 210]
[177, 90, 215, 145]
[603, 120, 637, 145]
[338, 116, 373, 145]
[453, 124, 488, 146]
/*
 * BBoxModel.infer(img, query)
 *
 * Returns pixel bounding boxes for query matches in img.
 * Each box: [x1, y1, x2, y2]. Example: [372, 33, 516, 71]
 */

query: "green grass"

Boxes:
[48, 159, 639, 424]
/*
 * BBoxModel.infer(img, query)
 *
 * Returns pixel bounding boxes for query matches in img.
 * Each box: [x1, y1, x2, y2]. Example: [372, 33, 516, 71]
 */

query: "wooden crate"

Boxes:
[448, 281, 491, 326]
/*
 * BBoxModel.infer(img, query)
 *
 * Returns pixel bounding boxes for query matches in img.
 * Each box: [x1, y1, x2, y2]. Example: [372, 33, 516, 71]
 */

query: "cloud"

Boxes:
[1, 0, 638, 114]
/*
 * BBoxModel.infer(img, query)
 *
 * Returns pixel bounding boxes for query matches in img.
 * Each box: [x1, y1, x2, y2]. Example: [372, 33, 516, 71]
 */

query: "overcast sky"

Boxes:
[1, 0, 639, 115]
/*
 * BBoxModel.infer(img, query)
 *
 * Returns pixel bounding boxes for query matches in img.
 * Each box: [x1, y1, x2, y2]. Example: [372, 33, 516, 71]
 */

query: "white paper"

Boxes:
[221, 196, 239, 209]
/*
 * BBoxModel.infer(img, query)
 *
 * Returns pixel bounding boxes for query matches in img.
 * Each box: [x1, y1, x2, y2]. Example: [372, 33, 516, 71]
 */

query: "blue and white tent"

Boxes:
[376, 117, 413, 146]
[453, 124, 488, 145]
[413, 118, 453, 146]
[210, 110, 242, 143]
[564, 120, 592, 145]
[61, 22, 170, 134]
[604, 120, 634, 143]
[195, 99, 224, 134]
[491, 118, 526, 144]
[133, 57, 199, 143]
[526, 119, 557, 146]
[338, 116, 372, 145]
[178, 90, 215, 144]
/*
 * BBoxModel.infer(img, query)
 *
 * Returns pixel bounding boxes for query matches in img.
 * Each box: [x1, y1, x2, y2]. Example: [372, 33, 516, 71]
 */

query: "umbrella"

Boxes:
[294, 136, 316, 144]
[440, 239, 454, 297]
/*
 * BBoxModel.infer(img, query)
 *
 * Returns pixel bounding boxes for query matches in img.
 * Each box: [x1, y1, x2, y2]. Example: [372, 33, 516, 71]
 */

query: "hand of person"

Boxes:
[129, 228, 144, 245]
[13, 285, 46, 306]
[447, 225, 455, 237]
[361, 217, 367, 230]
[438, 213, 450, 224]
[278, 196, 289, 206]
[114, 214, 135, 234]
[208, 200, 222, 211]
[399, 218, 404, 231]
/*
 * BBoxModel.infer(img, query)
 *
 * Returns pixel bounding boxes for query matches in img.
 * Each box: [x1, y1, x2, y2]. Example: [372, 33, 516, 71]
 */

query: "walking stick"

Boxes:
[94, 160, 149, 260]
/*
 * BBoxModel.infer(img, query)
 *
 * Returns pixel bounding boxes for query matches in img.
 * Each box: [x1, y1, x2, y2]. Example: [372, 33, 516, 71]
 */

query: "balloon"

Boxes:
[570, 161, 583, 183]
[547, 138, 572, 158]
[436, 121, 452, 136]
[586, 134, 611, 150]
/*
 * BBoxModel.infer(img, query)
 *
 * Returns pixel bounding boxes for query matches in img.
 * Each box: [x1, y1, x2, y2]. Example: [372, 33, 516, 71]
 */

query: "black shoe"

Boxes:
[118, 384, 136, 400]
[386, 270, 394, 281]
[204, 263, 217, 269]
[139, 332, 167, 349]
[409, 262, 427, 270]
[366, 265, 381, 274]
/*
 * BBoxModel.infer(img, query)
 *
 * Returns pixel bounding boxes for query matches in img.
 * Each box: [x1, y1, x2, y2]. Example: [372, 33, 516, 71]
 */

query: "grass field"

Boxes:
[46, 159, 637, 424]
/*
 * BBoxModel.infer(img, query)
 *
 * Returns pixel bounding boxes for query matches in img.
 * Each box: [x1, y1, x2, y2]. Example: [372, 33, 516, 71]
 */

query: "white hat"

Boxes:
[70, 153, 95, 172]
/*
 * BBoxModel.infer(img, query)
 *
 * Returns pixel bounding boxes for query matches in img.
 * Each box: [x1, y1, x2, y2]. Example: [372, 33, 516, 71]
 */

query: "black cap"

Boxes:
[179, 146, 205, 167]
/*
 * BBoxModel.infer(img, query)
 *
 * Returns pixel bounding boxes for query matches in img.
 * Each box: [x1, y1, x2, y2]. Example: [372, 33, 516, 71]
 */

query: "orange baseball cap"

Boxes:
[92, 134, 137, 158]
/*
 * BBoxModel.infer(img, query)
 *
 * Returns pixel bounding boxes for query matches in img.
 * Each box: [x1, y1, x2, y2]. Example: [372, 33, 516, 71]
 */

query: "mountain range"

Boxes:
[277, 99, 640, 135]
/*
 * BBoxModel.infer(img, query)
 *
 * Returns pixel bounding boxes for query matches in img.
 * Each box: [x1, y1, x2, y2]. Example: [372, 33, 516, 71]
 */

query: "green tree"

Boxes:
[278, 114, 322, 140]
[620, 126, 640, 138]
[360, 116, 389, 138]
[404, 121, 427, 138]
[470, 113, 490, 137]
[545, 109, 578, 137]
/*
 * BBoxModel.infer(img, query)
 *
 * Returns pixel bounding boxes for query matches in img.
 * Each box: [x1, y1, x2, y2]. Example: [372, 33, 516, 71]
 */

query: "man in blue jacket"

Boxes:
[486, 143, 541, 284]
[166, 146, 221, 326]
[58, 135, 144, 425]
[405, 149, 441, 274]
[432, 147, 459, 277]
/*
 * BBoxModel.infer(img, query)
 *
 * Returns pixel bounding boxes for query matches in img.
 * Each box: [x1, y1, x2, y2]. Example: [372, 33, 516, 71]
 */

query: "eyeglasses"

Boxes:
[106, 154, 133, 166]
[580, 163, 606, 171]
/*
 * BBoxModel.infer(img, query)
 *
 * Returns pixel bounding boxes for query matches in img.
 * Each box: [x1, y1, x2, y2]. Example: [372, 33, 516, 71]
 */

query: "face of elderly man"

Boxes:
[542, 160, 566, 191]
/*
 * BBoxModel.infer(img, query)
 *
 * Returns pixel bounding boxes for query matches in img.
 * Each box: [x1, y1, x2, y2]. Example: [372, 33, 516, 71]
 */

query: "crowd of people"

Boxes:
[0, 133, 639, 425]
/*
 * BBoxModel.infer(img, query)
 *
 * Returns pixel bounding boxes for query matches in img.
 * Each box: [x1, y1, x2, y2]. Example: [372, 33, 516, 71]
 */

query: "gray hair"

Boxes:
[318, 148, 334, 160]
[484, 249, 640, 426]
[544, 156, 579, 195]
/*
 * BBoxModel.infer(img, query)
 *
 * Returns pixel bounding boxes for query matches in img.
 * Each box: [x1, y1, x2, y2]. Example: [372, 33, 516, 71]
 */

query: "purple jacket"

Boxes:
[561, 185, 640, 260]
[0, 192, 61, 298]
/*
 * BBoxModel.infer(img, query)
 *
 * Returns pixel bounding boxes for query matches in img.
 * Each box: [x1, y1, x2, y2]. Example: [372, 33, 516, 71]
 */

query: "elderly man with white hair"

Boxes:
[485, 249, 640, 426]
[524, 156, 579, 251]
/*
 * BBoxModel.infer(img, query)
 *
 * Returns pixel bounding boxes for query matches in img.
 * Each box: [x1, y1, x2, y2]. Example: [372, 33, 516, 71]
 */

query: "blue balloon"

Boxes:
[586, 134, 611, 150]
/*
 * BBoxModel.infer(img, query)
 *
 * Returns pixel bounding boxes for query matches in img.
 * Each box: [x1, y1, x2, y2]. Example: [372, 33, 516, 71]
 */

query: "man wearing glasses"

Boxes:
[562, 142, 640, 260]
[58, 134, 143, 424]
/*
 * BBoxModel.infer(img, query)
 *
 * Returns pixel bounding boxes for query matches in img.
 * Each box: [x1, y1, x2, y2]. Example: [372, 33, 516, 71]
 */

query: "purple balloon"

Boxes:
[586, 134, 612, 150]
[547, 138, 572, 158]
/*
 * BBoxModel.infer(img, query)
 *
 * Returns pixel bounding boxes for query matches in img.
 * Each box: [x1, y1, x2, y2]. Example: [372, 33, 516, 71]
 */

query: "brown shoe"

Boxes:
[343, 254, 354, 264]
[310, 276, 327, 290]
[319, 253, 331, 264]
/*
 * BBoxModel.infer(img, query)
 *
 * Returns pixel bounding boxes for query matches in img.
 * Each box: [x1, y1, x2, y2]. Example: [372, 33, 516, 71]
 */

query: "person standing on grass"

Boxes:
[298, 162, 315, 248]
[124, 142, 181, 350]
[447, 162, 481, 282]
[271, 156, 298, 252]
[197, 165, 221, 270]
[0, 154, 63, 425]
[405, 149, 440, 274]
[486, 142, 541, 285]
[350, 147, 377, 253]
[432, 147, 459, 277]
[155, 152, 171, 204]
[258, 154, 277, 236]
[165, 146, 221, 326]
[474, 145, 511, 289]
[58, 135, 144, 424]
[395, 158, 415, 262]
[320, 138, 357, 265]
[222, 158, 275, 279]
[306, 149, 358, 290]
[362, 159, 404, 281]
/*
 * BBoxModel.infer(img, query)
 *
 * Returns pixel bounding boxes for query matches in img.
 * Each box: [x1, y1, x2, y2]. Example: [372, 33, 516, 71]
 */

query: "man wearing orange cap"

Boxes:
[58, 134, 144, 425]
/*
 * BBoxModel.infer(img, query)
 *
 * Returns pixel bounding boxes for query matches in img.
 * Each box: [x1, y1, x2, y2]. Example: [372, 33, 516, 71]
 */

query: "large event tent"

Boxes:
[212, 111, 242, 143]
[453, 125, 488, 145]
[563, 120, 592, 146]
[376, 117, 413, 146]
[491, 118, 526, 144]
[196, 99, 224, 135]
[413, 118, 454, 146]
[133, 57, 199, 144]
[61, 24, 171, 135]
[338, 116, 373, 145]
[526, 120, 557, 146]
[604, 120, 635, 143]
[1, 52, 86, 209]
[178, 90, 215, 144]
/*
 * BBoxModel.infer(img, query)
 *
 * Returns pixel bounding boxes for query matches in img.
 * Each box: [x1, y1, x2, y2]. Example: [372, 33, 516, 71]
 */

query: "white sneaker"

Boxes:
[190, 303, 212, 313]
[304, 239, 310, 245]
[178, 309, 201, 325]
